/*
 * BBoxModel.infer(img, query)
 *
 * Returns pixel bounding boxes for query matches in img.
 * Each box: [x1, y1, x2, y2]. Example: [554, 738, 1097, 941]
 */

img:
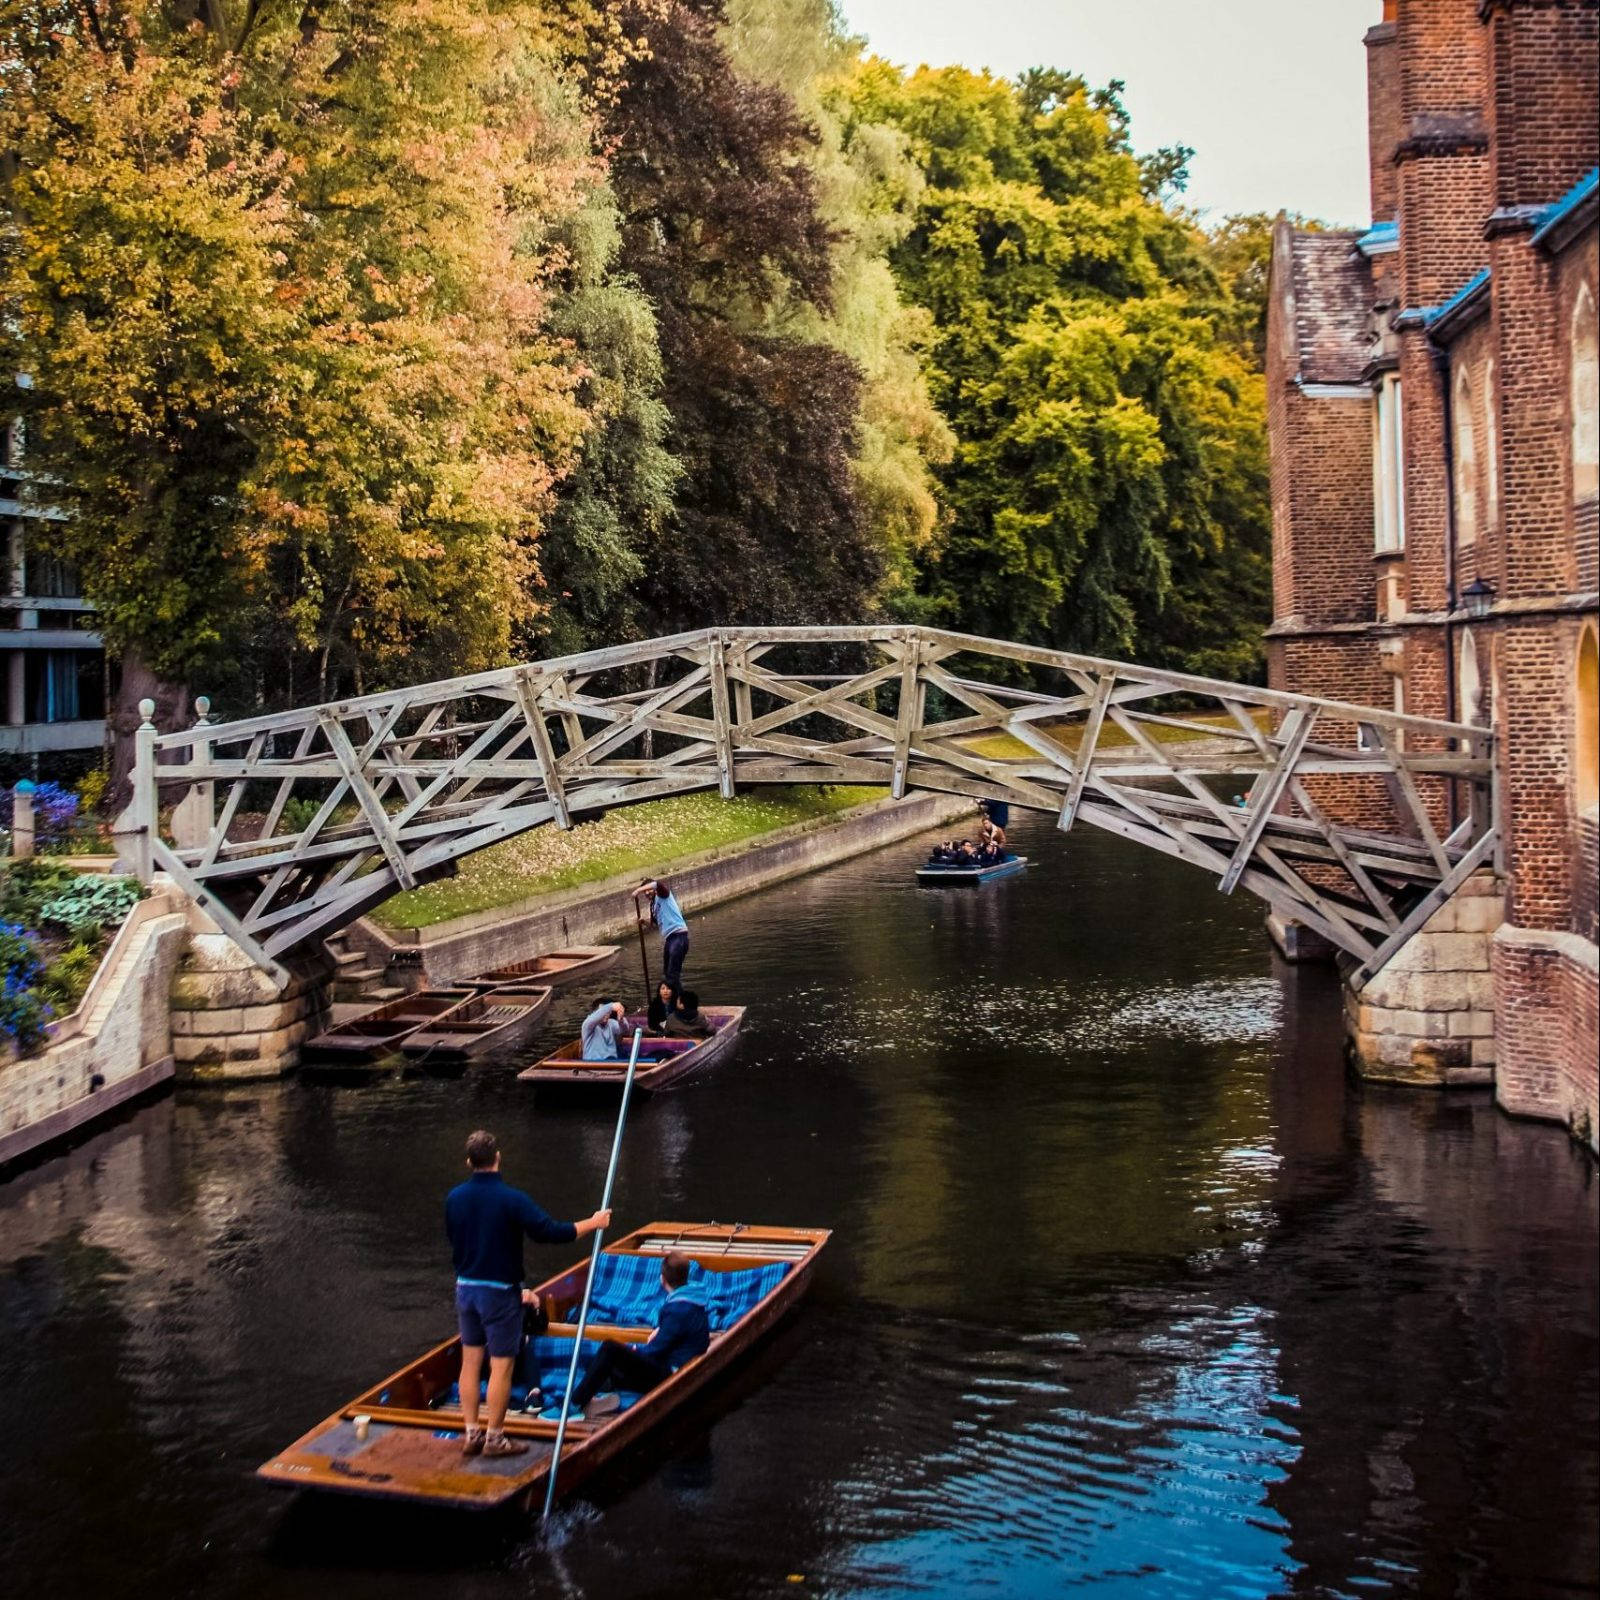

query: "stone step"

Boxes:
[328, 946, 367, 970]
[367, 985, 407, 1002]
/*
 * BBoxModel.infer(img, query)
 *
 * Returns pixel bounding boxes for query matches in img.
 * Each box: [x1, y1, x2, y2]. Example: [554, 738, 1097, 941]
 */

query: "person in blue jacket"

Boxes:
[446, 1129, 610, 1459]
[551, 1251, 710, 1420]
[632, 876, 690, 996]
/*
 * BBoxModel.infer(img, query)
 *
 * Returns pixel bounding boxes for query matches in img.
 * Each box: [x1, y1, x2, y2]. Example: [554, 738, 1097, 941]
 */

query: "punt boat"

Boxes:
[517, 1006, 745, 1092]
[465, 945, 620, 991]
[301, 988, 478, 1067]
[398, 985, 554, 1064]
[256, 1220, 829, 1512]
[915, 853, 1028, 886]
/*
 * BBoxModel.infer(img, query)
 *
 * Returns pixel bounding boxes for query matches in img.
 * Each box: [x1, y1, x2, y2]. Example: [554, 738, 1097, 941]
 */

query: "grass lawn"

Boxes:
[375, 785, 885, 930]
[962, 709, 1270, 761]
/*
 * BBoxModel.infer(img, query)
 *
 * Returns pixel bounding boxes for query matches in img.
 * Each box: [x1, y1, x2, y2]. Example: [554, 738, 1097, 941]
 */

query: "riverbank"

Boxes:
[348, 789, 972, 988]
[374, 786, 888, 930]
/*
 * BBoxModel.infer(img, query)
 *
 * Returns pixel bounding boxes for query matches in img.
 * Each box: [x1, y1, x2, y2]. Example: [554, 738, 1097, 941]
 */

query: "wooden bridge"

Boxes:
[114, 625, 1496, 989]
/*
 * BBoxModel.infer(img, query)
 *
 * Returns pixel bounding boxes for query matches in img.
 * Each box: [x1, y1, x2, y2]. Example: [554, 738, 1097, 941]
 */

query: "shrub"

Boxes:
[38, 875, 142, 940]
[0, 922, 51, 1050]
[41, 940, 102, 1013]
[75, 768, 110, 816]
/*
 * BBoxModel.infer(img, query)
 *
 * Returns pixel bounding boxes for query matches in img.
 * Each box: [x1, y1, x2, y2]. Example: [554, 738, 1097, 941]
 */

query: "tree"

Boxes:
[597, 0, 886, 632]
[839, 58, 1272, 677]
[2, 0, 604, 784]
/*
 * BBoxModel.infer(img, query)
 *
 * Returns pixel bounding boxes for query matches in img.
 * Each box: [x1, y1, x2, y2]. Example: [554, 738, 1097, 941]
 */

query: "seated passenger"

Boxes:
[957, 839, 979, 864]
[580, 998, 627, 1061]
[547, 1251, 709, 1420]
[646, 979, 676, 1034]
[663, 989, 714, 1038]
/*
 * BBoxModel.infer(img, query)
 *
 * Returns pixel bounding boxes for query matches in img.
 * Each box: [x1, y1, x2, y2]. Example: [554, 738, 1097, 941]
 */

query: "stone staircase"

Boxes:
[324, 930, 404, 1006]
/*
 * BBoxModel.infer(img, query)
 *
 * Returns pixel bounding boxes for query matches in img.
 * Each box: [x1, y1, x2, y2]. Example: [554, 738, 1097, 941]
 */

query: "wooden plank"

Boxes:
[1373, 723, 1452, 875]
[1219, 707, 1314, 894]
[1058, 672, 1114, 831]
[707, 634, 737, 800]
[320, 712, 417, 891]
[889, 635, 921, 799]
[1349, 830, 1499, 987]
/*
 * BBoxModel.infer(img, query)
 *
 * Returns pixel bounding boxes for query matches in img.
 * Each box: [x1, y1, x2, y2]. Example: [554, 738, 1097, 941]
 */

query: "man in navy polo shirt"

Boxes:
[445, 1129, 610, 1459]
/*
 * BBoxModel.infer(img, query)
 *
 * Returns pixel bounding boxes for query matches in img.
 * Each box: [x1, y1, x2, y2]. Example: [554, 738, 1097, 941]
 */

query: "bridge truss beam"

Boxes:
[115, 627, 1496, 989]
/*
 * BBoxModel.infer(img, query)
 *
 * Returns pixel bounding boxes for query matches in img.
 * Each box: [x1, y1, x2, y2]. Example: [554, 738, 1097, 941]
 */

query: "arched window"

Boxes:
[1459, 629, 1489, 728]
[1483, 358, 1500, 533]
[1573, 281, 1599, 504]
[1578, 623, 1598, 814]
[1454, 364, 1479, 547]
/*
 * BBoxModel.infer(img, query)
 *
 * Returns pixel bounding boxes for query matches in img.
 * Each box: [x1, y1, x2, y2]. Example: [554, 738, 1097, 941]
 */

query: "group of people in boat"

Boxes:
[926, 811, 1011, 869]
[446, 1129, 705, 1455]
[579, 876, 715, 1061]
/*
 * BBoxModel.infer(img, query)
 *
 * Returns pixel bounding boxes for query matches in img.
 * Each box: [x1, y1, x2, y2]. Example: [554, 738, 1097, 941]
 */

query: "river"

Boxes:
[1, 812, 1595, 1599]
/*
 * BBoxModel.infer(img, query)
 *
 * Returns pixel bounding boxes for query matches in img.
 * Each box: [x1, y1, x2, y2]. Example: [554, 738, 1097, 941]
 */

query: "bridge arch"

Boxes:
[115, 626, 1495, 989]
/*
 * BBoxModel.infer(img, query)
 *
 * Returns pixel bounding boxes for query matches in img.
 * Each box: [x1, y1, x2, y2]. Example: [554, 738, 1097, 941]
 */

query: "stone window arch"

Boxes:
[1454, 364, 1479, 547]
[1573, 281, 1598, 504]
[1578, 622, 1598, 814]
[1459, 628, 1489, 728]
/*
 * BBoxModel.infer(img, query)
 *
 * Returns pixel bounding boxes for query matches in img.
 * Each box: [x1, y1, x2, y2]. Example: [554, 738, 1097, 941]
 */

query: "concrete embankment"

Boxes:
[348, 790, 972, 988]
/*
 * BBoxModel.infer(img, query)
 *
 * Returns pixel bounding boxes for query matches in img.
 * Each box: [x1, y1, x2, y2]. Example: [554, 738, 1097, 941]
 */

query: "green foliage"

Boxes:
[839, 58, 1272, 677]
[74, 768, 110, 818]
[41, 939, 101, 1012]
[37, 875, 142, 940]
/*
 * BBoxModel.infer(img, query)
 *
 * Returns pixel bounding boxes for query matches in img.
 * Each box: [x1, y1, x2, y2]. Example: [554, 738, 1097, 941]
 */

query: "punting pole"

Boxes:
[633, 897, 653, 1009]
[541, 1025, 643, 1522]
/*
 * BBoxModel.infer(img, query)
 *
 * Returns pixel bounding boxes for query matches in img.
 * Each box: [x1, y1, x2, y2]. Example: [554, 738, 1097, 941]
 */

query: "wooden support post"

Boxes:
[889, 635, 921, 799]
[319, 712, 418, 891]
[115, 698, 159, 882]
[1058, 673, 1114, 831]
[516, 669, 572, 829]
[171, 696, 217, 852]
[708, 633, 737, 800]
[1219, 707, 1313, 894]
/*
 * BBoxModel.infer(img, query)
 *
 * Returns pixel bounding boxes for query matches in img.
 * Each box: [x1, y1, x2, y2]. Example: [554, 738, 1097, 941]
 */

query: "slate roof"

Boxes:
[1285, 230, 1371, 385]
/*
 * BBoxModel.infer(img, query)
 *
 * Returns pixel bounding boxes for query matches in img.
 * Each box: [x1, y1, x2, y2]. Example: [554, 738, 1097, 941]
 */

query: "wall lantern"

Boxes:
[1461, 576, 1496, 620]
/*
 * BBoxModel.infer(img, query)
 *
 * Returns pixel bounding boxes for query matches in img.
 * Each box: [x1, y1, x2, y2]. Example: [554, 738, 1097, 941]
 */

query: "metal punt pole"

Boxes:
[541, 1026, 643, 1521]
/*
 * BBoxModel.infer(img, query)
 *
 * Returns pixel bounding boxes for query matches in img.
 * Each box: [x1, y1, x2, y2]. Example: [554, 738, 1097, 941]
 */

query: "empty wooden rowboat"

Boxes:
[517, 1006, 746, 1092]
[256, 1220, 829, 1512]
[915, 853, 1027, 885]
[465, 945, 620, 991]
[301, 988, 478, 1066]
[399, 985, 554, 1064]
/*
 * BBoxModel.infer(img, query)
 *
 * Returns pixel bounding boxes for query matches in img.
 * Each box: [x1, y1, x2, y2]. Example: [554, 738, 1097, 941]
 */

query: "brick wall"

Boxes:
[1366, 17, 1402, 220]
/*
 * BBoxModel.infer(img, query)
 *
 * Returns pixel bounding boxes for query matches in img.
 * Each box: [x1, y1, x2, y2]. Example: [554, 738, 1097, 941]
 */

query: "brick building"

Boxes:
[1266, 0, 1598, 1146]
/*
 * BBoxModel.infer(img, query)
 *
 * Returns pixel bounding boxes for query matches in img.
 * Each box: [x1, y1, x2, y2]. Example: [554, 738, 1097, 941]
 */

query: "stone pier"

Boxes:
[1345, 870, 1504, 1088]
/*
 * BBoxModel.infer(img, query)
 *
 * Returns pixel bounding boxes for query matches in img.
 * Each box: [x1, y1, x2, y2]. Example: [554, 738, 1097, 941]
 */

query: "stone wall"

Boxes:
[1346, 870, 1503, 1087]
[168, 905, 332, 1081]
[0, 891, 189, 1167]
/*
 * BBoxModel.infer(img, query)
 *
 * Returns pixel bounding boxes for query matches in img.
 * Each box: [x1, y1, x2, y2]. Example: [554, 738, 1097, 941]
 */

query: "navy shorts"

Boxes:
[455, 1282, 523, 1359]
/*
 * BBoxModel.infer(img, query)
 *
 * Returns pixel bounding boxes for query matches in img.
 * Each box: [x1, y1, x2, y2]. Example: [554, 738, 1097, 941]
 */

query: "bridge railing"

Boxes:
[114, 626, 1495, 987]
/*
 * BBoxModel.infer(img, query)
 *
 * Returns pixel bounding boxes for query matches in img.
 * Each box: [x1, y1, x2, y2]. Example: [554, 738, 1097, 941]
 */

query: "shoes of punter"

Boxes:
[460, 1427, 485, 1458]
[482, 1431, 530, 1458]
[585, 1392, 622, 1418]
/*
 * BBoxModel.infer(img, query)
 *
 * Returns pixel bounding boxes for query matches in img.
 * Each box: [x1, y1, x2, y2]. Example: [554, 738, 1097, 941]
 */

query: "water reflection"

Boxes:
[0, 815, 1594, 1600]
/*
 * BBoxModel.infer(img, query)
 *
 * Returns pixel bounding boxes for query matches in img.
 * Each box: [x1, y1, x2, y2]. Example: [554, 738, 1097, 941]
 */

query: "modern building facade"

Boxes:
[1266, 0, 1597, 1144]
[0, 418, 106, 767]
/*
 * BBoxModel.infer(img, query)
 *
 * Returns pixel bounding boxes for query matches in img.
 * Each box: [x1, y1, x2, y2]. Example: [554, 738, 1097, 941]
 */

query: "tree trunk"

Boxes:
[108, 648, 191, 814]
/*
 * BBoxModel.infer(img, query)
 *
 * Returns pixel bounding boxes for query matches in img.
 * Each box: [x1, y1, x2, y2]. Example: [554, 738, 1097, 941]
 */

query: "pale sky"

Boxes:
[836, 0, 1379, 227]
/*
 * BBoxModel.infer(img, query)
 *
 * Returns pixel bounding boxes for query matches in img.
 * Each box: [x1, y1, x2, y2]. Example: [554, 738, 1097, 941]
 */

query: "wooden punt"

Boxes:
[256, 1220, 829, 1513]
[301, 988, 478, 1066]
[465, 945, 620, 992]
[398, 985, 554, 1064]
[915, 853, 1027, 886]
[516, 1006, 745, 1093]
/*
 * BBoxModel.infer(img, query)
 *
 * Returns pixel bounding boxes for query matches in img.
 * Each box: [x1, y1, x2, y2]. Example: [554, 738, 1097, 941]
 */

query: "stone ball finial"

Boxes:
[139, 698, 157, 725]
[195, 695, 211, 719]
[14, 778, 35, 795]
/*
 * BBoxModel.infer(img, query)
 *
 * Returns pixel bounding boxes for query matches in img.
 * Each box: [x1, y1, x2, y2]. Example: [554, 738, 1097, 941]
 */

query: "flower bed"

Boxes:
[0, 860, 144, 1054]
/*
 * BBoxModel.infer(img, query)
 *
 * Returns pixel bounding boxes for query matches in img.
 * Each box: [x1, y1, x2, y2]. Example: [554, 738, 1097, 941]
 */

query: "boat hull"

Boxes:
[255, 1222, 827, 1512]
[301, 988, 478, 1066]
[518, 1007, 745, 1093]
[915, 854, 1027, 886]
[465, 946, 620, 992]
[399, 986, 553, 1063]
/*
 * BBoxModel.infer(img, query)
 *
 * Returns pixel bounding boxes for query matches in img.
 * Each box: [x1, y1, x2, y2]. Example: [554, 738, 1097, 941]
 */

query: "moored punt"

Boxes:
[399, 985, 554, 1064]
[517, 1006, 745, 1093]
[915, 853, 1027, 886]
[301, 987, 478, 1067]
[465, 945, 620, 992]
[256, 1221, 829, 1512]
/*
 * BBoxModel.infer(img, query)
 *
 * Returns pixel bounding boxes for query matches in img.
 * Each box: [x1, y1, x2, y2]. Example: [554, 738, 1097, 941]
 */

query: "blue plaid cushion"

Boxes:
[573, 1251, 793, 1333]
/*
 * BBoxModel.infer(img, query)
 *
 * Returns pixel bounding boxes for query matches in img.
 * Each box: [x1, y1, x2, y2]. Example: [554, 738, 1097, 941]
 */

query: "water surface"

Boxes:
[2, 813, 1595, 1599]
